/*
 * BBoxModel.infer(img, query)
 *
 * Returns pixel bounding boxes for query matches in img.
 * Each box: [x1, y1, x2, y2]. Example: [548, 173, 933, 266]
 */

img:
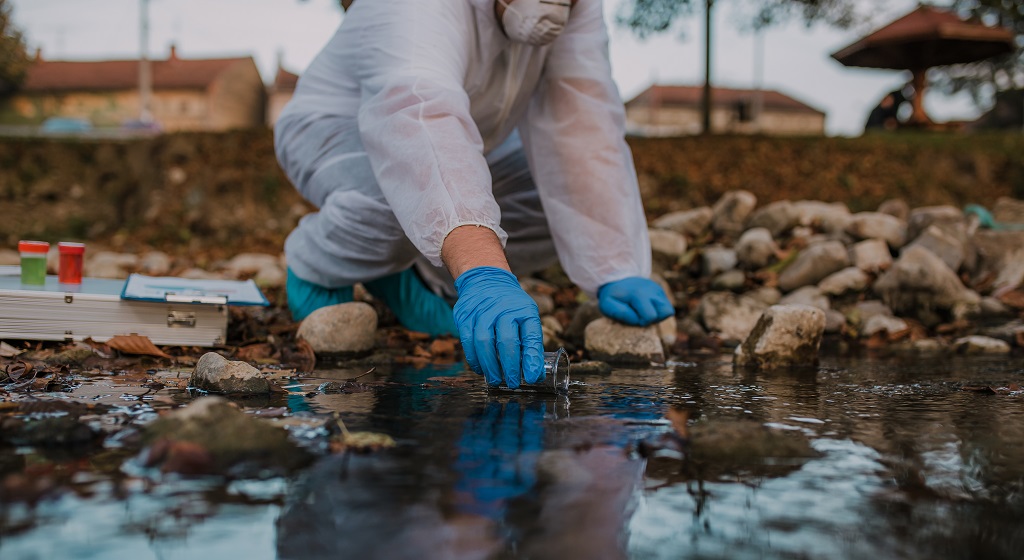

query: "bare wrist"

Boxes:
[441, 225, 511, 279]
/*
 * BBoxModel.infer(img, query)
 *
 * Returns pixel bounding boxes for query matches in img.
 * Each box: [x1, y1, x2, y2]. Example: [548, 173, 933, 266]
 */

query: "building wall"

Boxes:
[266, 91, 293, 128]
[626, 105, 825, 137]
[208, 59, 267, 131]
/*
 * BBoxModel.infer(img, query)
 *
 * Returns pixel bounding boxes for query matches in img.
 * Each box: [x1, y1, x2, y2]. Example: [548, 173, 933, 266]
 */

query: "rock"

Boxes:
[845, 212, 907, 249]
[780, 286, 830, 310]
[702, 245, 738, 277]
[735, 227, 778, 270]
[657, 316, 678, 347]
[907, 205, 964, 242]
[179, 268, 225, 280]
[570, 360, 613, 375]
[747, 286, 782, 306]
[909, 338, 947, 354]
[844, 300, 895, 329]
[818, 267, 870, 296]
[0, 415, 100, 446]
[778, 241, 850, 292]
[792, 200, 851, 233]
[979, 320, 1024, 346]
[746, 201, 799, 237]
[584, 318, 664, 364]
[977, 297, 1014, 320]
[993, 196, 1024, 225]
[255, 264, 287, 288]
[734, 305, 826, 369]
[222, 253, 280, 278]
[85, 251, 139, 279]
[711, 190, 757, 238]
[565, 301, 602, 346]
[677, 316, 708, 338]
[530, 293, 555, 316]
[877, 199, 909, 221]
[970, 231, 1024, 293]
[541, 315, 563, 336]
[649, 229, 688, 265]
[710, 269, 747, 292]
[651, 207, 714, 239]
[650, 273, 677, 307]
[297, 302, 378, 354]
[824, 309, 846, 334]
[874, 246, 980, 322]
[849, 238, 893, 273]
[953, 335, 1012, 355]
[698, 291, 769, 342]
[189, 352, 272, 394]
[906, 224, 966, 272]
[139, 251, 173, 276]
[142, 396, 311, 475]
[542, 315, 564, 349]
[861, 315, 909, 338]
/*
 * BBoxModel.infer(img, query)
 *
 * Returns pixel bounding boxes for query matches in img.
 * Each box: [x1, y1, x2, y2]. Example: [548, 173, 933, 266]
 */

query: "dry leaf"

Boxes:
[997, 289, 1024, 310]
[429, 338, 457, 360]
[235, 342, 274, 362]
[5, 361, 34, 382]
[105, 335, 172, 359]
[0, 341, 23, 358]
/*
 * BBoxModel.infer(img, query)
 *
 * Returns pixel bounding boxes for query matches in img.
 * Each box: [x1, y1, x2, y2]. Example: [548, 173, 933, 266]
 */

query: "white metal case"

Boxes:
[0, 276, 228, 347]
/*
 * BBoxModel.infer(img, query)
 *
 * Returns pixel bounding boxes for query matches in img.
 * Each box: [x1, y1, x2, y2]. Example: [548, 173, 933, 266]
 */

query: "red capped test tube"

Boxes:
[58, 242, 85, 284]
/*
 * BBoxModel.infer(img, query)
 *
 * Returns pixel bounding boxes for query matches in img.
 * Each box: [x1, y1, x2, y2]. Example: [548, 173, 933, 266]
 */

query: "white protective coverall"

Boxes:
[275, 0, 652, 296]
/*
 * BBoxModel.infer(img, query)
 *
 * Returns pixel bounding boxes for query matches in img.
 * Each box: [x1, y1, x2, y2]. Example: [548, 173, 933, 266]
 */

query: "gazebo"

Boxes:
[831, 4, 1015, 127]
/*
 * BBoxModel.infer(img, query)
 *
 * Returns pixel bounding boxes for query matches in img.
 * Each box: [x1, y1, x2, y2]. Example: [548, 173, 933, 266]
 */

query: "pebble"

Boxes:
[296, 302, 378, 355]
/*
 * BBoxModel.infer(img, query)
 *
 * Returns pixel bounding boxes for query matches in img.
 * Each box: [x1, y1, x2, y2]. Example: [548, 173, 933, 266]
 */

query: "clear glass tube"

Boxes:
[490, 347, 571, 395]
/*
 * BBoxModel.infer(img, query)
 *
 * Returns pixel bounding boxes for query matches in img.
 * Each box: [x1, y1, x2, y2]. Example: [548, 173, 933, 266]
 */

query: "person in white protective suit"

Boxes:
[276, 0, 674, 389]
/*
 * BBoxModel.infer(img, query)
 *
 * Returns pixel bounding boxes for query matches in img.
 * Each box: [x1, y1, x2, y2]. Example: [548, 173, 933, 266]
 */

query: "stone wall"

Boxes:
[0, 129, 1021, 257]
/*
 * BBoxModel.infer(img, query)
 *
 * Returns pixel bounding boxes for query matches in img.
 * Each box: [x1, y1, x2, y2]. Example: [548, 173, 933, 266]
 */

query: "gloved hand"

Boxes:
[453, 267, 544, 389]
[597, 277, 675, 326]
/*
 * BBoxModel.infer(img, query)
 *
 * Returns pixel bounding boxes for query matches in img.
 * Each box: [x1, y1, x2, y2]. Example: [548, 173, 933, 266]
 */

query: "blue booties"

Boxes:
[287, 268, 458, 337]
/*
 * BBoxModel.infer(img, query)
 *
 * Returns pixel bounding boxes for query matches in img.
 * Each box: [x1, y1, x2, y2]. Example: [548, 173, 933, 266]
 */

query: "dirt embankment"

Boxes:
[1, 130, 1021, 256]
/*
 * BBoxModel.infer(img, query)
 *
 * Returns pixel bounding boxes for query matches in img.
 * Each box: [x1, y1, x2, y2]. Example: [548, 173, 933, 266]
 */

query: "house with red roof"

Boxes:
[266, 63, 299, 128]
[3, 46, 266, 132]
[624, 84, 826, 136]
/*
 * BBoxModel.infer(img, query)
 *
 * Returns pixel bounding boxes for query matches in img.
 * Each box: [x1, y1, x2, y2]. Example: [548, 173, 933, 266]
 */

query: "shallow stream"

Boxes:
[2, 354, 1024, 559]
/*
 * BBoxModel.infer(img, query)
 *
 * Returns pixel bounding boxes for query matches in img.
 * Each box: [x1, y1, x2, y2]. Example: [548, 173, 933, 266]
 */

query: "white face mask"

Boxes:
[499, 0, 571, 46]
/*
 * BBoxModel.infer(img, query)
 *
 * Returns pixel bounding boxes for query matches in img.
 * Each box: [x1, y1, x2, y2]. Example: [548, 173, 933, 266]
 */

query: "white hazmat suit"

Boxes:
[276, 0, 651, 297]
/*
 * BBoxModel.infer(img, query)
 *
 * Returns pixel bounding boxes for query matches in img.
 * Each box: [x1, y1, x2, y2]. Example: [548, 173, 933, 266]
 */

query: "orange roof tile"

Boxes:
[24, 55, 253, 92]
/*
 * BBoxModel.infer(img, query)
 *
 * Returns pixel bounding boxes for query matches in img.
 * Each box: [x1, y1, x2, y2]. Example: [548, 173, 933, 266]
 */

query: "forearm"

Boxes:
[441, 225, 511, 279]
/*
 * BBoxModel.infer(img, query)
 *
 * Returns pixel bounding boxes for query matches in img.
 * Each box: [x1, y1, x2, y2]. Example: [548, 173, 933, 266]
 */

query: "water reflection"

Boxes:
[3, 357, 1024, 559]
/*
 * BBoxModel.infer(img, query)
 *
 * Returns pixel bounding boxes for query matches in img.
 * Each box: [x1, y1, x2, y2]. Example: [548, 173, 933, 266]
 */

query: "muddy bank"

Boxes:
[1, 131, 1022, 257]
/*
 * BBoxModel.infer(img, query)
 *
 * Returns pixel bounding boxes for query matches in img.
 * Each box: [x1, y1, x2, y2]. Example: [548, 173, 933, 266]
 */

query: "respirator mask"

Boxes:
[498, 0, 571, 46]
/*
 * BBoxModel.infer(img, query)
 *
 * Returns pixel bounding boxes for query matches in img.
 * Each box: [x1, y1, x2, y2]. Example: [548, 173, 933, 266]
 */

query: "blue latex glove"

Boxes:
[597, 277, 675, 326]
[453, 267, 544, 389]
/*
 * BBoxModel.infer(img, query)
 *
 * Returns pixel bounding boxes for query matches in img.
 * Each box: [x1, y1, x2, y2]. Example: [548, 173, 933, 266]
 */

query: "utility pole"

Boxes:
[139, 0, 152, 123]
[701, 0, 714, 135]
[753, 26, 765, 134]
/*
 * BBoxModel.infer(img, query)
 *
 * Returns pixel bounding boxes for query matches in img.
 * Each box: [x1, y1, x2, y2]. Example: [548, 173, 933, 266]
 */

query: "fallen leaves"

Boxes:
[962, 383, 1022, 395]
[105, 335, 172, 359]
[0, 341, 23, 358]
[329, 413, 396, 454]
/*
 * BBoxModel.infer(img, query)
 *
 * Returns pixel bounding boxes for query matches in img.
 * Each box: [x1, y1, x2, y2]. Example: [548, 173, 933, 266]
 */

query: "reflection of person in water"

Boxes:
[865, 87, 910, 131]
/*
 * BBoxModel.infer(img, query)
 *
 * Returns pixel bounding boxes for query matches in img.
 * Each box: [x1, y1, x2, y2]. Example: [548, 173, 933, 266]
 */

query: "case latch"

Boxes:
[167, 311, 197, 328]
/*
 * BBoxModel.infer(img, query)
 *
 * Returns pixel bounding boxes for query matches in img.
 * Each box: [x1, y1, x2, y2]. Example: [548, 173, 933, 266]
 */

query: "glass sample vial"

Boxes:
[18, 240, 49, 285]
[58, 242, 85, 284]
[491, 347, 571, 395]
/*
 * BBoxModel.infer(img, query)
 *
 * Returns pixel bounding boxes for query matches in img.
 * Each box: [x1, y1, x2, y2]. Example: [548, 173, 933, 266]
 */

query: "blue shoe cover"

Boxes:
[286, 268, 353, 322]
[365, 268, 458, 337]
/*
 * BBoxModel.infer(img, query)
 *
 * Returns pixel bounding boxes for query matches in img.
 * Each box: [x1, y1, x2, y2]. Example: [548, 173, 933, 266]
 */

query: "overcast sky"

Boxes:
[8, 0, 984, 136]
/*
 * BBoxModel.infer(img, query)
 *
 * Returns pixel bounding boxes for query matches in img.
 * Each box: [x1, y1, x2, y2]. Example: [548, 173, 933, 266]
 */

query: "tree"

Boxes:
[615, 0, 866, 133]
[0, 0, 29, 97]
[934, 0, 1024, 100]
